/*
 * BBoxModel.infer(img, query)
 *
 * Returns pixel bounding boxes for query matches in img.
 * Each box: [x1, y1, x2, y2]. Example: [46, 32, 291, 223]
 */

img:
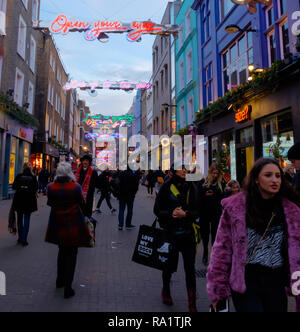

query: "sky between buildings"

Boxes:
[40, 0, 171, 116]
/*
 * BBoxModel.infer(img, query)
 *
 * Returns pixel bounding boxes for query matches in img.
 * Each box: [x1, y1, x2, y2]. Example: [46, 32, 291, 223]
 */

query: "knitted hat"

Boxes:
[288, 143, 300, 161]
[80, 154, 93, 163]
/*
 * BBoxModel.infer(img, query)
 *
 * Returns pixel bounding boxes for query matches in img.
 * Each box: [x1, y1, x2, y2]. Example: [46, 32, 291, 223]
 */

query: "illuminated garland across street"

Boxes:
[85, 133, 123, 141]
[84, 114, 136, 128]
[63, 80, 151, 92]
[36, 15, 180, 42]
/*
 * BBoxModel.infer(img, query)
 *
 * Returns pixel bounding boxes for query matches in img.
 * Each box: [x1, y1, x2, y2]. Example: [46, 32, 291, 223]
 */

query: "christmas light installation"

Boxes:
[64, 80, 151, 97]
[36, 15, 180, 42]
[85, 133, 124, 141]
[84, 114, 136, 128]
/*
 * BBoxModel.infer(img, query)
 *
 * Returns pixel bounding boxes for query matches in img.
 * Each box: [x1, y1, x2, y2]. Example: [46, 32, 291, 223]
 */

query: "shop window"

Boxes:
[239, 127, 254, 145]
[24, 142, 30, 164]
[261, 110, 294, 166]
[9, 137, 17, 184]
[210, 130, 235, 182]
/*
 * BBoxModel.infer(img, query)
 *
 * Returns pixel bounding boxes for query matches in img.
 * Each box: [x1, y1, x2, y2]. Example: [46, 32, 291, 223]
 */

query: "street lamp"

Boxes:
[230, 0, 273, 15]
[225, 24, 257, 34]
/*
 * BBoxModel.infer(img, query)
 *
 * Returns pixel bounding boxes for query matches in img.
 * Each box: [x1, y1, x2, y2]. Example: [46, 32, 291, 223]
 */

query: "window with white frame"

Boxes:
[179, 61, 184, 91]
[49, 119, 52, 136]
[205, 63, 213, 107]
[179, 23, 183, 48]
[29, 35, 36, 72]
[27, 81, 34, 114]
[55, 94, 58, 111]
[51, 86, 54, 105]
[187, 97, 194, 125]
[48, 82, 51, 102]
[186, 51, 193, 83]
[14, 68, 24, 106]
[0, 0, 7, 36]
[185, 9, 191, 38]
[278, 0, 287, 17]
[222, 30, 253, 93]
[279, 19, 290, 59]
[266, 5, 275, 28]
[180, 104, 185, 128]
[21, 0, 28, 10]
[32, 0, 39, 22]
[0, 56, 3, 85]
[0, 0, 7, 12]
[17, 15, 26, 59]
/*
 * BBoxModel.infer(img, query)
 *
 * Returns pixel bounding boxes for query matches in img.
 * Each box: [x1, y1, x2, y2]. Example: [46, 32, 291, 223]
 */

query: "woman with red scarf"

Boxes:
[75, 155, 99, 221]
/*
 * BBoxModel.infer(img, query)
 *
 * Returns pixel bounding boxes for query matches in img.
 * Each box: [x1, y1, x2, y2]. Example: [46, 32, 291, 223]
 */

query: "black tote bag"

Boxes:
[132, 219, 178, 272]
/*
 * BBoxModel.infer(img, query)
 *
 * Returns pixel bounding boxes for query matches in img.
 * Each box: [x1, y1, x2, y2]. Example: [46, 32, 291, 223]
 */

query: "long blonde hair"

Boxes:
[204, 163, 224, 192]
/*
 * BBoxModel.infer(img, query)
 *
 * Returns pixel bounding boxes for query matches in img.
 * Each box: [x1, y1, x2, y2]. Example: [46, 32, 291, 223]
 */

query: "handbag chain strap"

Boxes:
[247, 212, 276, 264]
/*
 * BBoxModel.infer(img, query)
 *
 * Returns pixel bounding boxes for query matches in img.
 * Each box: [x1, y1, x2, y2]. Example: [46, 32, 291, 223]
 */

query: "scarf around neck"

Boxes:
[75, 166, 93, 201]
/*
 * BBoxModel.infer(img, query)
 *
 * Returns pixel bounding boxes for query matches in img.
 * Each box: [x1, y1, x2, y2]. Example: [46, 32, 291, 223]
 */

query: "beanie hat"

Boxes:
[288, 143, 300, 161]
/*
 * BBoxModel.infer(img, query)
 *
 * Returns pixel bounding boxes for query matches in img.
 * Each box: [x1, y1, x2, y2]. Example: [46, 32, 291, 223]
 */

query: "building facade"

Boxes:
[175, 0, 200, 131]
[192, 0, 300, 183]
[0, 0, 40, 198]
[32, 30, 68, 173]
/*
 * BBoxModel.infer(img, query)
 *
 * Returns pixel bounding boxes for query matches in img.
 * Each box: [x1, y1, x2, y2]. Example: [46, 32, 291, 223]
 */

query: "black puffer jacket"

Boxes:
[154, 175, 199, 235]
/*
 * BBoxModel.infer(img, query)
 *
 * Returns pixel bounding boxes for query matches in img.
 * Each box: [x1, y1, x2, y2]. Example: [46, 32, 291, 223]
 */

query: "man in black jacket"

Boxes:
[96, 169, 116, 214]
[118, 169, 141, 230]
[288, 143, 300, 193]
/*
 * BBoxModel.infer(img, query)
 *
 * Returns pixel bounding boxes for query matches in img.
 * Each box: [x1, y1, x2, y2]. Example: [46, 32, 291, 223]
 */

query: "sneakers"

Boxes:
[111, 208, 117, 214]
[64, 287, 75, 299]
[95, 209, 102, 213]
[162, 288, 173, 306]
[118, 226, 123, 231]
[126, 225, 136, 230]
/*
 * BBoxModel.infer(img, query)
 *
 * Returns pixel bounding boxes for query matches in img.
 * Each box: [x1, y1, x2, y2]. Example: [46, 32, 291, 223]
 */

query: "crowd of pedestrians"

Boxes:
[8, 143, 300, 312]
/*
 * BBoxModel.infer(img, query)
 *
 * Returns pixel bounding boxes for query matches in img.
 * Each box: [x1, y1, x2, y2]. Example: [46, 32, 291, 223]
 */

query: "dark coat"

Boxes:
[293, 172, 300, 194]
[98, 171, 111, 194]
[45, 177, 90, 247]
[118, 170, 141, 199]
[38, 168, 50, 183]
[146, 171, 156, 187]
[12, 173, 38, 214]
[154, 175, 199, 235]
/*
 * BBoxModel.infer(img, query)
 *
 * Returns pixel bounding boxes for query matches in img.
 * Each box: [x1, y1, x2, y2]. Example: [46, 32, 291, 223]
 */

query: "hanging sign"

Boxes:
[235, 105, 252, 123]
[36, 15, 180, 42]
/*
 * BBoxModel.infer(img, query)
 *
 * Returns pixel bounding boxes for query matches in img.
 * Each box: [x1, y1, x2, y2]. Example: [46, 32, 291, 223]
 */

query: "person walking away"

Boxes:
[198, 163, 226, 265]
[46, 162, 91, 299]
[154, 165, 199, 312]
[118, 169, 141, 230]
[96, 168, 116, 214]
[75, 155, 98, 227]
[155, 168, 165, 196]
[146, 170, 156, 197]
[38, 167, 50, 194]
[207, 158, 300, 312]
[12, 163, 38, 246]
[288, 143, 300, 193]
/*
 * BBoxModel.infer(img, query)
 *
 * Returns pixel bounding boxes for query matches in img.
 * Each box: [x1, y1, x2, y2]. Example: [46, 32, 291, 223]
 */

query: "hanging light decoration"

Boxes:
[231, 0, 272, 14]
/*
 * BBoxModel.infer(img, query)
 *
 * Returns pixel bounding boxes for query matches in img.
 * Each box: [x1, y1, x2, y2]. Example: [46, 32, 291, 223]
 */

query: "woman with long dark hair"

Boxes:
[207, 158, 300, 312]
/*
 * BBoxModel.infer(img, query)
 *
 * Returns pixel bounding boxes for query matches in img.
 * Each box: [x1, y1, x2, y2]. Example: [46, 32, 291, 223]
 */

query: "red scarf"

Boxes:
[75, 166, 93, 202]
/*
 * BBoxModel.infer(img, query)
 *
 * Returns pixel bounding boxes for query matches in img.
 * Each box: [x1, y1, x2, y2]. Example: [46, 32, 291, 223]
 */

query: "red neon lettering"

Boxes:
[128, 21, 163, 41]
[51, 15, 90, 34]
[235, 105, 251, 123]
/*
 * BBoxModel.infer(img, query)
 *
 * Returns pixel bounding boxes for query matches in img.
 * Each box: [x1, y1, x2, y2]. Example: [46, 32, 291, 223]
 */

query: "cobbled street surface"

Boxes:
[0, 186, 296, 312]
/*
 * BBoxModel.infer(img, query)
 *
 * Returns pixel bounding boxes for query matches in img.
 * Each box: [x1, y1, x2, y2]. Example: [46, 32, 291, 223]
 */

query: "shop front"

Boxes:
[31, 142, 59, 175]
[1, 117, 34, 198]
[198, 74, 300, 185]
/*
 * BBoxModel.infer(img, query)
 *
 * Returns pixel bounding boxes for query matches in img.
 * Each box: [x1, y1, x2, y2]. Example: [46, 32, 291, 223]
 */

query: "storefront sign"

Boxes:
[37, 15, 179, 42]
[19, 129, 27, 139]
[5, 117, 34, 143]
[235, 105, 252, 123]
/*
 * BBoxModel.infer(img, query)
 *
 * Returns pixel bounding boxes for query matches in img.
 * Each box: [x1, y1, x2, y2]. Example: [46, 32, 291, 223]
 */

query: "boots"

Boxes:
[187, 289, 198, 312]
[161, 287, 173, 306]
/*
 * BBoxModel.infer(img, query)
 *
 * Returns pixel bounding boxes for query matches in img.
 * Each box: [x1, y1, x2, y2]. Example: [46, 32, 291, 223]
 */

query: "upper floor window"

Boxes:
[266, 5, 275, 28]
[29, 35, 36, 73]
[0, 0, 7, 13]
[14, 68, 24, 106]
[179, 61, 184, 91]
[185, 9, 191, 38]
[186, 51, 193, 83]
[201, 2, 211, 44]
[222, 30, 253, 93]
[32, 0, 39, 22]
[27, 81, 34, 114]
[17, 15, 26, 59]
[219, 0, 234, 21]
[279, 19, 290, 59]
[205, 63, 213, 107]
[179, 23, 184, 48]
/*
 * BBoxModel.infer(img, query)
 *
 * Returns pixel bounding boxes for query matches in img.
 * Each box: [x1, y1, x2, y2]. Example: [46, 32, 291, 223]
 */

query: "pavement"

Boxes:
[0, 185, 296, 312]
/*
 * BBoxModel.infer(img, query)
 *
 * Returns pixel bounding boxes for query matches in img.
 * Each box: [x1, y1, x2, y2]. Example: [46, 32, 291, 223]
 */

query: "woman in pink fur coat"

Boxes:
[207, 158, 300, 312]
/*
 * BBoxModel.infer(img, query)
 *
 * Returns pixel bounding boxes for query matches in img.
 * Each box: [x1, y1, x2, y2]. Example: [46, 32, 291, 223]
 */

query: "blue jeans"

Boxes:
[118, 196, 135, 228]
[17, 212, 31, 243]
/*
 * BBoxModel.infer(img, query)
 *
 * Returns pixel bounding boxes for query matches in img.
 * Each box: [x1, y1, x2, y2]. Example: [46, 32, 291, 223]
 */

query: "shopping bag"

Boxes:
[8, 205, 17, 235]
[132, 219, 178, 272]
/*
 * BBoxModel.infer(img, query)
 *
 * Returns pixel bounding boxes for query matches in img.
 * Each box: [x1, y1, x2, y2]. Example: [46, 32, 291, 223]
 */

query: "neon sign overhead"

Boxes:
[64, 80, 151, 96]
[85, 133, 123, 141]
[37, 15, 180, 42]
[84, 114, 136, 128]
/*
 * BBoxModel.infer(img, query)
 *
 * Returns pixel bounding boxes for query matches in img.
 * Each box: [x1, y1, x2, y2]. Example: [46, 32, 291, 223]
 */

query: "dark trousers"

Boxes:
[57, 246, 78, 288]
[97, 192, 112, 210]
[200, 217, 220, 255]
[232, 265, 288, 312]
[17, 212, 31, 243]
[162, 234, 196, 292]
[118, 196, 135, 228]
[147, 186, 154, 195]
